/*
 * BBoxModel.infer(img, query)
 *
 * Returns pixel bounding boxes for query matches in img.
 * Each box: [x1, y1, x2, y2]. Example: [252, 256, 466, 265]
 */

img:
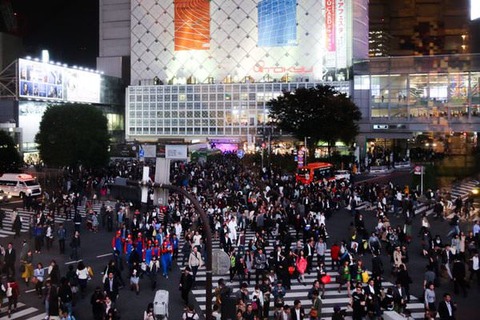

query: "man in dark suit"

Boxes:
[452, 257, 468, 297]
[304, 238, 315, 273]
[103, 271, 120, 305]
[4, 242, 16, 277]
[290, 299, 306, 320]
[220, 233, 232, 253]
[437, 292, 457, 320]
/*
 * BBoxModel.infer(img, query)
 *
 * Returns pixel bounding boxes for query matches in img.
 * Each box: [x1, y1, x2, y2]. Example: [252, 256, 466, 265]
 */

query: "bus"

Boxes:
[295, 162, 335, 184]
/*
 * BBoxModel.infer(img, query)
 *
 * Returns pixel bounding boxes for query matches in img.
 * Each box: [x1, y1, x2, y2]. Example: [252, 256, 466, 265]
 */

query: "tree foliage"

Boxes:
[35, 104, 110, 169]
[267, 85, 362, 155]
[0, 130, 22, 174]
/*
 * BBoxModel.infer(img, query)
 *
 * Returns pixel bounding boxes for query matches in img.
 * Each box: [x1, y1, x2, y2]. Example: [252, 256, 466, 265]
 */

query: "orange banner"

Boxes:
[174, 0, 210, 51]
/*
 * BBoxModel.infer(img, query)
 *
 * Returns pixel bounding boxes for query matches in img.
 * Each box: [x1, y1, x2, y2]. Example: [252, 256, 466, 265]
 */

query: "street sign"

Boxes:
[212, 249, 230, 275]
[138, 149, 145, 158]
[236, 149, 245, 159]
[414, 165, 423, 175]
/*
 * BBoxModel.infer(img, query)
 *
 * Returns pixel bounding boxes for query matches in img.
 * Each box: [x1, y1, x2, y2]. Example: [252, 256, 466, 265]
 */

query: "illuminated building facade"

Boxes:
[124, 0, 369, 147]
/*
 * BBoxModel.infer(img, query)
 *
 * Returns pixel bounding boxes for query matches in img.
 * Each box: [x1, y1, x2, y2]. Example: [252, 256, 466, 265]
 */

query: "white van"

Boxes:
[0, 173, 42, 198]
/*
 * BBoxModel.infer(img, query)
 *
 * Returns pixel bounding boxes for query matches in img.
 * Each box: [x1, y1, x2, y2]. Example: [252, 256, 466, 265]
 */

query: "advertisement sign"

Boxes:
[165, 144, 188, 159]
[174, 0, 210, 51]
[18, 58, 101, 104]
[325, 0, 336, 52]
[258, 0, 297, 47]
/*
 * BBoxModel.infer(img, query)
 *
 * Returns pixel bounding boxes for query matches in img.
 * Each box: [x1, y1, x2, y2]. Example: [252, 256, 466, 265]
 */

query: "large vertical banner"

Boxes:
[325, 0, 336, 52]
[258, 0, 297, 47]
[174, 0, 210, 51]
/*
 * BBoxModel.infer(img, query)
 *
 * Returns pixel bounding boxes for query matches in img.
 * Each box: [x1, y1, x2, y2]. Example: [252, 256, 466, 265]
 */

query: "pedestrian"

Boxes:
[130, 268, 140, 295]
[103, 271, 120, 306]
[469, 250, 480, 286]
[48, 259, 61, 286]
[144, 302, 155, 320]
[76, 261, 89, 298]
[309, 289, 322, 320]
[182, 304, 199, 320]
[57, 223, 67, 254]
[424, 282, 437, 319]
[350, 284, 365, 320]
[0, 208, 5, 229]
[452, 256, 468, 297]
[70, 231, 81, 260]
[188, 245, 203, 285]
[4, 242, 16, 278]
[437, 292, 456, 320]
[2, 277, 19, 318]
[91, 286, 105, 320]
[179, 266, 194, 305]
[58, 277, 74, 316]
[12, 213, 22, 238]
[20, 249, 34, 287]
[161, 234, 173, 278]
[34, 262, 45, 297]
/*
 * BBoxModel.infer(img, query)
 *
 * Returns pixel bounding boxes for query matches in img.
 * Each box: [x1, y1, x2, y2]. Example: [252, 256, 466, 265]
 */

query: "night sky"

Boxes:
[11, 0, 99, 68]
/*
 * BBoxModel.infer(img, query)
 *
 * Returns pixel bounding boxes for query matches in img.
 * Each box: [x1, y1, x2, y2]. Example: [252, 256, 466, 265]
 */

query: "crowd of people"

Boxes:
[0, 155, 478, 320]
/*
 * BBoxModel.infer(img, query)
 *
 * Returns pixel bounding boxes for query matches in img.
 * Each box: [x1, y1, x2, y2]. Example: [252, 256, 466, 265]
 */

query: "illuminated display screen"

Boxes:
[18, 59, 101, 104]
[258, 0, 297, 47]
[472, 0, 480, 20]
[174, 0, 210, 51]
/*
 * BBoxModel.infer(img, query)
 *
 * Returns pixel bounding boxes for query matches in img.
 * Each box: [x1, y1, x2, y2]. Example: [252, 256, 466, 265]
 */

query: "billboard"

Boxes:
[131, 0, 362, 84]
[174, 0, 210, 51]
[18, 59, 101, 104]
[472, 0, 480, 20]
[258, 0, 297, 47]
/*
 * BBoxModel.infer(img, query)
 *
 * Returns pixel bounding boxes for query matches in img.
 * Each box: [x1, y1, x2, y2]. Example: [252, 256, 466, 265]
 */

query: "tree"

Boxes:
[35, 104, 110, 169]
[267, 84, 362, 157]
[0, 130, 22, 174]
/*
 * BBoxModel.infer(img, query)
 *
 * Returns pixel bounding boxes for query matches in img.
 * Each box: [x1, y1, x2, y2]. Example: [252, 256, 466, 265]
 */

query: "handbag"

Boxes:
[288, 266, 295, 275]
[309, 308, 318, 318]
[31, 276, 38, 285]
[321, 274, 331, 284]
[361, 271, 370, 283]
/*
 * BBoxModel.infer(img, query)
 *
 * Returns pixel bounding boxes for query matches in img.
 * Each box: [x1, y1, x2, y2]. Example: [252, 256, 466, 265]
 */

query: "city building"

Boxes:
[103, 0, 369, 151]
[369, 0, 469, 57]
[0, 55, 125, 162]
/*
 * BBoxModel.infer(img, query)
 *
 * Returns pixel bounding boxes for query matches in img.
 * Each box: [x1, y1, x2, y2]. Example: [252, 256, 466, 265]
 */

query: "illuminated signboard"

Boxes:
[258, 0, 297, 47]
[472, 0, 480, 20]
[174, 0, 210, 51]
[18, 59, 101, 104]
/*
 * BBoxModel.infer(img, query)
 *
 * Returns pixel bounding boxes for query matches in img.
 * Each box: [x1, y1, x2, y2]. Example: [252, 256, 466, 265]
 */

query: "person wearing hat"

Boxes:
[161, 234, 173, 278]
[179, 266, 194, 305]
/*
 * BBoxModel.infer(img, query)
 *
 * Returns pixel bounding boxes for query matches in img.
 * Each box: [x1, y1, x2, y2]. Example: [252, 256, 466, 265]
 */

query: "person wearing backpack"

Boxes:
[182, 305, 199, 320]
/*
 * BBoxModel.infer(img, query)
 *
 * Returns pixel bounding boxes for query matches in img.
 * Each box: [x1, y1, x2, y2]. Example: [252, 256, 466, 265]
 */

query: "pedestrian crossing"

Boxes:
[177, 236, 424, 319]
[355, 179, 479, 219]
[174, 180, 479, 319]
[0, 300, 45, 320]
[0, 202, 111, 238]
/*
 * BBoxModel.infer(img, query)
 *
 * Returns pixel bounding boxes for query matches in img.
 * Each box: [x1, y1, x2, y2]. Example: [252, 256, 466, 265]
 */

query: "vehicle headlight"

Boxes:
[472, 189, 479, 195]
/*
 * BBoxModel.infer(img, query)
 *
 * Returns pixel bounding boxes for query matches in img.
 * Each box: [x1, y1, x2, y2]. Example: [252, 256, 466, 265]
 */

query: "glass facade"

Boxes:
[354, 54, 480, 123]
[126, 81, 351, 141]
